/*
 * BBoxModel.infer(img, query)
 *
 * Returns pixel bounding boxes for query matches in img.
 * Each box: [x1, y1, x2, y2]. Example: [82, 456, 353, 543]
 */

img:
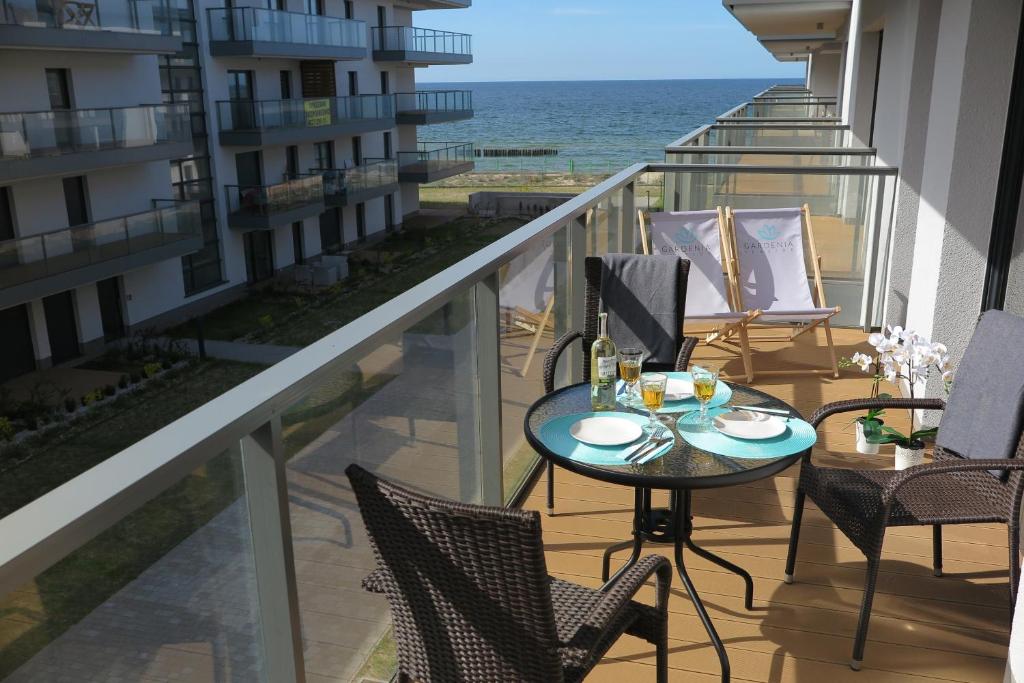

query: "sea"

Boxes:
[419, 78, 803, 174]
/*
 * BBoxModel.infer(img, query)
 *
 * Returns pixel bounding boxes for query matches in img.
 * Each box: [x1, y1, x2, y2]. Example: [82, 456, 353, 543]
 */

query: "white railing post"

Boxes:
[567, 214, 586, 384]
[621, 181, 636, 253]
[473, 273, 504, 505]
[239, 417, 306, 683]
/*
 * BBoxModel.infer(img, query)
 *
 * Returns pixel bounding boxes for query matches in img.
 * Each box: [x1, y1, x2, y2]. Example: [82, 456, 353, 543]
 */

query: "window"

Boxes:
[356, 203, 366, 242]
[314, 141, 333, 170]
[379, 71, 389, 95]
[376, 5, 386, 26]
[62, 176, 89, 227]
[292, 222, 305, 264]
[344, 0, 353, 19]
[45, 69, 72, 110]
[319, 208, 342, 253]
[227, 70, 254, 100]
[385, 194, 395, 233]
[280, 70, 292, 99]
[0, 187, 15, 241]
[286, 145, 299, 177]
[347, 71, 358, 97]
[383, 131, 392, 160]
[352, 136, 362, 165]
[304, 0, 323, 15]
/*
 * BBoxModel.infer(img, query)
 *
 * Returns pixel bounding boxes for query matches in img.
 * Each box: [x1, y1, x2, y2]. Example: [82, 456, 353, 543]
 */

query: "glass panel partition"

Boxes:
[0, 201, 200, 290]
[0, 449, 267, 682]
[372, 26, 471, 55]
[216, 95, 393, 132]
[726, 102, 838, 118]
[703, 125, 849, 148]
[397, 142, 473, 173]
[666, 149, 875, 167]
[0, 104, 191, 161]
[225, 176, 323, 217]
[294, 159, 397, 203]
[0, 0, 178, 34]
[394, 90, 472, 114]
[206, 7, 365, 47]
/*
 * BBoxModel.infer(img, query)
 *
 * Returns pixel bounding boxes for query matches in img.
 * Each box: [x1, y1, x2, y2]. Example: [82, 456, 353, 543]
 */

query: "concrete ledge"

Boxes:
[396, 109, 473, 125]
[372, 49, 472, 65]
[327, 182, 400, 207]
[0, 140, 193, 184]
[227, 202, 326, 231]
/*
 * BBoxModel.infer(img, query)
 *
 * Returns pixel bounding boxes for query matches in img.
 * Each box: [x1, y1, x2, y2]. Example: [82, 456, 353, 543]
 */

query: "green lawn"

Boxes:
[166, 290, 316, 342]
[0, 360, 263, 677]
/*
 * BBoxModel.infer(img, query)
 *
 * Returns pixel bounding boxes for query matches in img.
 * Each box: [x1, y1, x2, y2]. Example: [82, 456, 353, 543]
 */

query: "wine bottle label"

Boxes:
[597, 356, 616, 380]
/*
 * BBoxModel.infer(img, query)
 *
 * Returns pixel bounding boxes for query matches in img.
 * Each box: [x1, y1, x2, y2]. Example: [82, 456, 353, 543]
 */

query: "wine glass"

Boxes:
[639, 372, 667, 432]
[617, 347, 643, 405]
[692, 366, 719, 430]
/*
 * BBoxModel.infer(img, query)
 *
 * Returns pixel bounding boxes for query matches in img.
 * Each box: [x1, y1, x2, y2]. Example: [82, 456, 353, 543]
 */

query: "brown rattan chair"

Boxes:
[541, 255, 698, 514]
[785, 311, 1024, 671]
[347, 464, 673, 682]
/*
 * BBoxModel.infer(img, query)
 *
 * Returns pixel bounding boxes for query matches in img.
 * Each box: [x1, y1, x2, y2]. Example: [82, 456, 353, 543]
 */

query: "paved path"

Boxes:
[163, 338, 300, 366]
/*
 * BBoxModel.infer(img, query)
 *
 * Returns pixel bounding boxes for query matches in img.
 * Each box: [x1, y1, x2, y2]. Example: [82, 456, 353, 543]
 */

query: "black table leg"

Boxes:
[603, 487, 646, 583]
[682, 491, 755, 610]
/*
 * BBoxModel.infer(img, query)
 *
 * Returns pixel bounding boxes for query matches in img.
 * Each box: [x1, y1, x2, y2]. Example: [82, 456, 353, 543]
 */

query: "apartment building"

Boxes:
[0, 0, 473, 383]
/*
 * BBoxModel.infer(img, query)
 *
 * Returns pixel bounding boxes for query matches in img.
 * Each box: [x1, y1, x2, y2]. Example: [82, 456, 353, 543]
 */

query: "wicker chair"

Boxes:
[541, 255, 698, 514]
[786, 311, 1024, 671]
[347, 464, 673, 682]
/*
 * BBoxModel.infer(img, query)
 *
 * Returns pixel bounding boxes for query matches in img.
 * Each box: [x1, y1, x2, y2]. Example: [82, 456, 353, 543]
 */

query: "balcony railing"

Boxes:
[0, 103, 193, 181]
[207, 7, 366, 58]
[224, 175, 324, 230]
[0, 103, 191, 161]
[668, 122, 851, 149]
[0, 156, 899, 682]
[397, 141, 474, 182]
[0, 200, 201, 306]
[0, 0, 181, 52]
[216, 94, 394, 145]
[292, 159, 398, 207]
[395, 89, 473, 124]
[719, 101, 839, 119]
[372, 25, 472, 63]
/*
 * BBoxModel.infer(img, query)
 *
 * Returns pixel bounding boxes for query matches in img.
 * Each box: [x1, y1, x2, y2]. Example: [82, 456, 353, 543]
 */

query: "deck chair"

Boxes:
[725, 205, 840, 378]
[639, 208, 757, 382]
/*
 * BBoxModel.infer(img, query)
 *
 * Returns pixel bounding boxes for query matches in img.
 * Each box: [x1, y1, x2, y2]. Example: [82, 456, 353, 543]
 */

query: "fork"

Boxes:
[627, 424, 669, 463]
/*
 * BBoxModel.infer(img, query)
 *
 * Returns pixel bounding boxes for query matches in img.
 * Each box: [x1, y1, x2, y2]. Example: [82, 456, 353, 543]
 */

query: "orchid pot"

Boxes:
[855, 417, 884, 455]
[894, 439, 926, 471]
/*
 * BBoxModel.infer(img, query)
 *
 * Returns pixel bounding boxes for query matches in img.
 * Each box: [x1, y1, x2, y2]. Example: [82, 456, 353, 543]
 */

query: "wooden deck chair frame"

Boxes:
[638, 208, 757, 381]
[724, 203, 840, 379]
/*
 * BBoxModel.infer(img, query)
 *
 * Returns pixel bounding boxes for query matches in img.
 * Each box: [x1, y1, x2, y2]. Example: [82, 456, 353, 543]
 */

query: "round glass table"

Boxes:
[524, 380, 810, 683]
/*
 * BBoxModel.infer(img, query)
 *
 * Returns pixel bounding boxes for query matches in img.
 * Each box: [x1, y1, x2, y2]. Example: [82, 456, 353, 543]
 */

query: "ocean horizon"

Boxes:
[418, 77, 804, 173]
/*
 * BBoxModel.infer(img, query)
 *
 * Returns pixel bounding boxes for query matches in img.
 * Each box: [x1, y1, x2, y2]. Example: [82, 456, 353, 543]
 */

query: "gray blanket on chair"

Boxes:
[599, 254, 680, 367]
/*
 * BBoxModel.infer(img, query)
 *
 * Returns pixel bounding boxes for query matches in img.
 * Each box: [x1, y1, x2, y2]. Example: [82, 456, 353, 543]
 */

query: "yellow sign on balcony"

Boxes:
[304, 99, 332, 127]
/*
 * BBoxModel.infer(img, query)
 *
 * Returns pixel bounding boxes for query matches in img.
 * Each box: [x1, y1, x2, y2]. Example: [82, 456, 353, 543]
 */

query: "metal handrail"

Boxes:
[394, 90, 472, 112]
[371, 25, 472, 54]
[206, 6, 366, 47]
[0, 0, 178, 33]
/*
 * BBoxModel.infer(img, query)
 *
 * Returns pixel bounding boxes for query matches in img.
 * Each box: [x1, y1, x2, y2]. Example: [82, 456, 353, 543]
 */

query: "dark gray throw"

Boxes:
[937, 309, 1024, 474]
[599, 253, 680, 366]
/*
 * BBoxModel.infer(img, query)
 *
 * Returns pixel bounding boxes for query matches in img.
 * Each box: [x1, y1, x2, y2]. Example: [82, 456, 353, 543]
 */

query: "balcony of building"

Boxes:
[0, 200, 201, 309]
[224, 176, 324, 231]
[371, 25, 472, 65]
[206, 7, 366, 60]
[216, 94, 394, 147]
[0, 150, 1012, 683]
[394, 90, 473, 125]
[718, 100, 839, 120]
[0, 0, 182, 53]
[397, 142, 474, 183]
[0, 104, 192, 183]
[294, 159, 398, 208]
[398, 0, 470, 8]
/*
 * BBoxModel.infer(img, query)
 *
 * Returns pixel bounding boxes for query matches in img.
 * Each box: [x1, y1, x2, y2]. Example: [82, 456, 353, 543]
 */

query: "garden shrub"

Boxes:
[143, 362, 162, 378]
[0, 417, 14, 442]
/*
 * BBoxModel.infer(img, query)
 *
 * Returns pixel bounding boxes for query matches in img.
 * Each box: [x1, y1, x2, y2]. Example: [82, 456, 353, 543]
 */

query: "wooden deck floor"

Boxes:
[522, 327, 1012, 682]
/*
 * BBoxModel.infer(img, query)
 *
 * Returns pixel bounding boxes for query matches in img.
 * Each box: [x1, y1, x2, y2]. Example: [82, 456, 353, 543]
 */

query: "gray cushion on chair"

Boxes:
[599, 253, 679, 366]
[936, 310, 1024, 470]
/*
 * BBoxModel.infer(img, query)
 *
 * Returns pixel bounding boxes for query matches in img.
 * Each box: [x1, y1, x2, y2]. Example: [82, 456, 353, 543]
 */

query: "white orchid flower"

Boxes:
[867, 332, 885, 347]
[849, 352, 873, 372]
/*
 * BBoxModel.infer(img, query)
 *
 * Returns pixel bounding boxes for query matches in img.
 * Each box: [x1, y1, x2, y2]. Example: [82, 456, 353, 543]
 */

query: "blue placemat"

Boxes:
[675, 407, 816, 459]
[538, 411, 675, 465]
[616, 372, 732, 414]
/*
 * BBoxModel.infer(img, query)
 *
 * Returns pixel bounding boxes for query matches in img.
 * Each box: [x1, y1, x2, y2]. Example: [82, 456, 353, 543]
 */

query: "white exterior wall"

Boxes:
[808, 52, 841, 98]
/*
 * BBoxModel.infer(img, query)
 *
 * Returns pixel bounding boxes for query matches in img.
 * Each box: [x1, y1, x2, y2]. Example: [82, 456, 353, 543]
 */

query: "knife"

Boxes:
[728, 405, 794, 419]
[628, 436, 671, 463]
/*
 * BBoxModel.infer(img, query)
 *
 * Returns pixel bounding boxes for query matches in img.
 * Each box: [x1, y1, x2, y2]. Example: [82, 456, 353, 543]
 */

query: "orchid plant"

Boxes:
[844, 326, 953, 449]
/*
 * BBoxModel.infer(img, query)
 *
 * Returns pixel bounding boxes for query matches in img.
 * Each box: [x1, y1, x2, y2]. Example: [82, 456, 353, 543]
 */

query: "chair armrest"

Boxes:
[543, 329, 583, 394]
[809, 397, 945, 428]
[592, 554, 672, 626]
[881, 458, 1024, 507]
[674, 336, 699, 372]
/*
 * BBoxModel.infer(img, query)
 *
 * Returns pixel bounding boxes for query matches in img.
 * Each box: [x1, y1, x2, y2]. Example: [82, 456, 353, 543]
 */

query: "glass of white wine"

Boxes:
[639, 372, 667, 432]
[618, 347, 643, 405]
[692, 366, 719, 430]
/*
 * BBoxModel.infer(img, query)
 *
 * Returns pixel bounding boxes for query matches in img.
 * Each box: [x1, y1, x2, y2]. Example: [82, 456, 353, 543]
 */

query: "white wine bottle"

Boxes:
[590, 312, 618, 410]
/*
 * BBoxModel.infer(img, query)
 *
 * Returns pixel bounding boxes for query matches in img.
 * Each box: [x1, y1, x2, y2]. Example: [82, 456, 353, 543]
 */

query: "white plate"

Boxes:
[712, 411, 787, 440]
[569, 416, 644, 446]
[664, 377, 694, 401]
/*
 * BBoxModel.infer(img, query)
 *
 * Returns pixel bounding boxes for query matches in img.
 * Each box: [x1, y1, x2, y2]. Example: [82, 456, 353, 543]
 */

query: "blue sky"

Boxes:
[420, 0, 806, 83]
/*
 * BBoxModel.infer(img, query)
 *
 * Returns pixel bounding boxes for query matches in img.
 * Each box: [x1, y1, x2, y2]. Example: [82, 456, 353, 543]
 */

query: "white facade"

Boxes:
[0, 0, 471, 380]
